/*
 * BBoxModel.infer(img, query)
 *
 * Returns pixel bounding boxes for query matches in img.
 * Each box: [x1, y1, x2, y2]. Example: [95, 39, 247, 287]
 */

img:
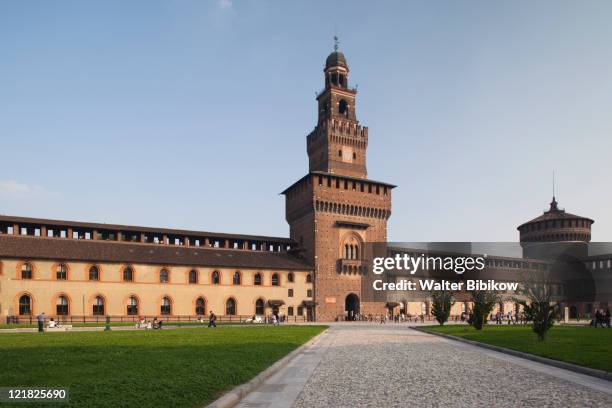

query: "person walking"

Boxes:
[36, 312, 45, 332]
[208, 310, 217, 328]
[605, 309, 611, 328]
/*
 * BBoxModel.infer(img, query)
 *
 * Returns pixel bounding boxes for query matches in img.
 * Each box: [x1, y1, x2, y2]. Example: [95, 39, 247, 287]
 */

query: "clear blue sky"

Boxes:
[1, 1, 611, 241]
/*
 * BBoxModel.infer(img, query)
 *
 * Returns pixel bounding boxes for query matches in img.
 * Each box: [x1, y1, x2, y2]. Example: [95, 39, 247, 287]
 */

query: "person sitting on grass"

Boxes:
[48, 318, 56, 329]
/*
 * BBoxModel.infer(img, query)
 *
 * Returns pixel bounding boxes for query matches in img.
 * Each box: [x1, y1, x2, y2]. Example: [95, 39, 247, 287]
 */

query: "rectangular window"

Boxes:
[297, 307, 304, 316]
[307, 289, 313, 297]
[327, 177, 331, 187]
[318, 176, 322, 185]
[368, 184, 372, 193]
[288, 307, 294, 316]
[335, 179, 340, 188]
[288, 289, 294, 297]
[344, 180, 348, 189]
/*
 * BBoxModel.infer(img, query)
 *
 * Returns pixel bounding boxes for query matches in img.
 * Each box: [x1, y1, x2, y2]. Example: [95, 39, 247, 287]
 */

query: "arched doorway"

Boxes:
[345, 293, 359, 321]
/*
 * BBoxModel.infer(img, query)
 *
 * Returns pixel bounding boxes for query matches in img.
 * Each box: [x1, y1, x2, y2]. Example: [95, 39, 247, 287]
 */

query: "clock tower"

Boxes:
[283, 41, 394, 321]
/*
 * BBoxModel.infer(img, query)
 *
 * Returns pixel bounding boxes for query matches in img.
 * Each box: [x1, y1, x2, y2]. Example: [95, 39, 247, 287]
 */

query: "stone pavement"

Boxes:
[236, 323, 612, 408]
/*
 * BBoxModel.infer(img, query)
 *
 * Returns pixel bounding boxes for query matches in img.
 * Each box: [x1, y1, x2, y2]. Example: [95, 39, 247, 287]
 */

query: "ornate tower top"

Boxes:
[307, 43, 368, 178]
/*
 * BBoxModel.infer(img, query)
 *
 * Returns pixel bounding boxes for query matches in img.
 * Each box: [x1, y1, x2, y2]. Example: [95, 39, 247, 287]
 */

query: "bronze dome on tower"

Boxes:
[325, 51, 348, 69]
[325, 36, 348, 70]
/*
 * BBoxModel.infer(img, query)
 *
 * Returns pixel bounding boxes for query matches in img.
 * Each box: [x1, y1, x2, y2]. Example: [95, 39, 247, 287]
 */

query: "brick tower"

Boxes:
[283, 41, 394, 321]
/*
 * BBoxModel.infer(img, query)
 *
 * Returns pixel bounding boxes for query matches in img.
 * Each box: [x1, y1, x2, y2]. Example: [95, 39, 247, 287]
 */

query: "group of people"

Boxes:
[489, 311, 528, 325]
[592, 309, 611, 328]
[136, 317, 163, 329]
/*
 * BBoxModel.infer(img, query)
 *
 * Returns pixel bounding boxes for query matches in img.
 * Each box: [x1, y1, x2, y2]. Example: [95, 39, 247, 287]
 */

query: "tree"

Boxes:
[468, 290, 498, 330]
[517, 274, 559, 341]
[431, 291, 454, 326]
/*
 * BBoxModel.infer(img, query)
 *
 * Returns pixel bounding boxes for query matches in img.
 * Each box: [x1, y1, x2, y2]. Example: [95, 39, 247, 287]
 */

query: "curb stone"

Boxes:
[205, 328, 329, 408]
[412, 327, 612, 382]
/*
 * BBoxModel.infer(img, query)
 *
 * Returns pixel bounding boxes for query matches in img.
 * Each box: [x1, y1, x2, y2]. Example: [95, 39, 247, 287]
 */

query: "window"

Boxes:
[254, 273, 262, 286]
[255, 298, 265, 315]
[338, 99, 348, 116]
[189, 270, 198, 284]
[338, 149, 342, 157]
[93, 296, 105, 316]
[297, 307, 304, 316]
[233, 271, 241, 285]
[288, 306, 294, 316]
[21, 263, 33, 279]
[19, 294, 31, 315]
[212, 271, 220, 285]
[272, 273, 280, 286]
[160, 268, 169, 283]
[89, 266, 99, 281]
[195, 297, 206, 315]
[56, 264, 67, 280]
[123, 266, 133, 282]
[56, 296, 69, 316]
[161, 297, 171, 315]
[306, 274, 312, 283]
[226, 298, 236, 315]
[287, 272, 294, 283]
[307, 289, 313, 297]
[127, 297, 138, 315]
[288, 289, 294, 297]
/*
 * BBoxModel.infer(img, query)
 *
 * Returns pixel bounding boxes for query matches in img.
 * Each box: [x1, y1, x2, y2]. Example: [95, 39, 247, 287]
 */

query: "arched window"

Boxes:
[254, 273, 262, 286]
[56, 296, 69, 316]
[338, 99, 348, 116]
[233, 271, 241, 285]
[93, 296, 105, 316]
[19, 294, 32, 315]
[189, 270, 198, 284]
[271, 273, 280, 286]
[56, 264, 67, 280]
[255, 298, 265, 315]
[306, 274, 312, 283]
[21, 263, 33, 279]
[159, 268, 169, 283]
[226, 298, 236, 315]
[127, 297, 138, 315]
[195, 297, 206, 315]
[89, 266, 99, 281]
[287, 272, 294, 283]
[161, 297, 171, 315]
[123, 266, 133, 282]
[212, 271, 220, 285]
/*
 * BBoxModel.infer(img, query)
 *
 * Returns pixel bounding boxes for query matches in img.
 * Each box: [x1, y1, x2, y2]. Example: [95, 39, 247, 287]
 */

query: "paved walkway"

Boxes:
[236, 323, 612, 408]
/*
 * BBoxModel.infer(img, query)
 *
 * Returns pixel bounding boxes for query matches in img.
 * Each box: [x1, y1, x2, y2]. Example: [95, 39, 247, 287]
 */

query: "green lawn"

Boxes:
[0, 325, 327, 407]
[423, 325, 612, 372]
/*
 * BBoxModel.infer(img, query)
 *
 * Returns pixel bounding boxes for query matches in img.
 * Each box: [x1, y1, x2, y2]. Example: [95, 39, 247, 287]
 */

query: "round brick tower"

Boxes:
[518, 197, 594, 259]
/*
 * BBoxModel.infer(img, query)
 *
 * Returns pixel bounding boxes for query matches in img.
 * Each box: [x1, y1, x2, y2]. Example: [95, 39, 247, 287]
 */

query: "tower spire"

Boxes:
[334, 35, 339, 52]
[552, 170, 555, 200]
[549, 170, 559, 211]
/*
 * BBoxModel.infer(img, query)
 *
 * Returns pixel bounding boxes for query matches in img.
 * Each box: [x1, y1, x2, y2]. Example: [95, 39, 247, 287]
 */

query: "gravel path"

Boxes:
[292, 324, 612, 408]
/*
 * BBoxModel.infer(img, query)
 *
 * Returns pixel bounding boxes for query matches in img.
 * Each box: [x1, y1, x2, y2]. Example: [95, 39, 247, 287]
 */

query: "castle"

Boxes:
[0, 46, 608, 323]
